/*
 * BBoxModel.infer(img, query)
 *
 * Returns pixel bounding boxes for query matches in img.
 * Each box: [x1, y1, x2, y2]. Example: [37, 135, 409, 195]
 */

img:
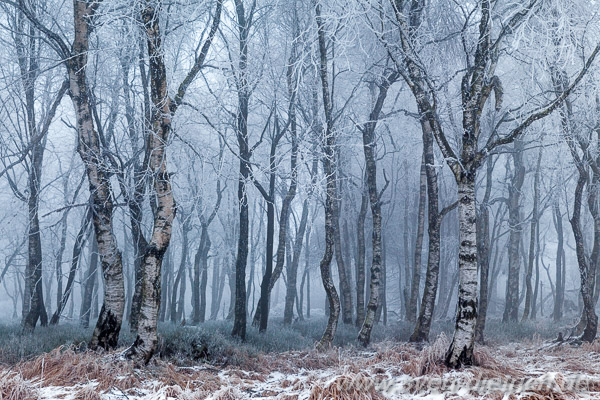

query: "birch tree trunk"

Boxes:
[444, 176, 478, 367]
[127, 2, 177, 363]
[66, 1, 125, 350]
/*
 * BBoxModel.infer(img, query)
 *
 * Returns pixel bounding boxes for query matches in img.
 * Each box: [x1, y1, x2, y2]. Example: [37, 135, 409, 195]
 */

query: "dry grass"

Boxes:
[2, 334, 600, 399]
[309, 373, 384, 400]
[16, 345, 139, 392]
[4, 345, 223, 398]
[0, 371, 38, 400]
[73, 385, 103, 400]
[152, 385, 210, 400]
[401, 333, 449, 376]
[211, 387, 246, 400]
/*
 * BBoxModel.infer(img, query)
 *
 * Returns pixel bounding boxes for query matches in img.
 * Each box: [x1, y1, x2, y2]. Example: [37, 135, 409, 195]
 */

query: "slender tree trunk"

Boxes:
[410, 122, 442, 343]
[80, 236, 99, 329]
[159, 249, 172, 322]
[210, 260, 223, 320]
[503, 141, 525, 323]
[569, 173, 598, 342]
[474, 157, 493, 343]
[122, 44, 149, 333]
[553, 201, 565, 321]
[230, 0, 252, 341]
[171, 222, 190, 323]
[54, 208, 69, 319]
[315, 1, 340, 350]
[408, 154, 427, 323]
[284, 201, 309, 324]
[51, 208, 92, 325]
[523, 147, 542, 320]
[333, 198, 353, 324]
[355, 180, 368, 326]
[356, 73, 396, 345]
[199, 230, 211, 323]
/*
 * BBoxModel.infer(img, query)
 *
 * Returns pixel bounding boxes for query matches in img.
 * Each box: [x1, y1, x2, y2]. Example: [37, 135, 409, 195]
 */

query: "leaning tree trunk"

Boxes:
[127, 3, 177, 364]
[51, 208, 92, 325]
[569, 172, 598, 342]
[67, 1, 125, 351]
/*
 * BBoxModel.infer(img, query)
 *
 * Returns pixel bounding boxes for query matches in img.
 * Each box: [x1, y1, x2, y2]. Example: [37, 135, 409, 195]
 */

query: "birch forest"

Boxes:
[1, 0, 600, 398]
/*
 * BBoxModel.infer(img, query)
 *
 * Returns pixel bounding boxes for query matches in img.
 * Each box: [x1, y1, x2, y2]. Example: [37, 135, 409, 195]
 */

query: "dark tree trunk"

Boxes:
[230, 0, 252, 341]
[408, 154, 427, 323]
[284, 201, 309, 324]
[333, 197, 353, 325]
[355, 179, 368, 326]
[171, 222, 190, 323]
[568, 172, 598, 342]
[80, 236, 99, 329]
[522, 147, 543, 320]
[474, 157, 493, 343]
[51, 208, 92, 325]
[503, 141, 525, 323]
[198, 231, 211, 323]
[159, 249, 172, 322]
[410, 121, 443, 343]
[314, 1, 341, 350]
[357, 72, 396, 345]
[552, 200, 565, 321]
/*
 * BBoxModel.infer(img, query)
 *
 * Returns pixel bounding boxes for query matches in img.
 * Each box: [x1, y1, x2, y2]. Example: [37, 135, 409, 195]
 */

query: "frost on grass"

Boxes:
[1, 320, 600, 399]
[1, 336, 600, 399]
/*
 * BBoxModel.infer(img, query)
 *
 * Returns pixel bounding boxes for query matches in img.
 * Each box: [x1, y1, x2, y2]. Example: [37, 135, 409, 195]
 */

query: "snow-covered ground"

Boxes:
[2, 336, 600, 399]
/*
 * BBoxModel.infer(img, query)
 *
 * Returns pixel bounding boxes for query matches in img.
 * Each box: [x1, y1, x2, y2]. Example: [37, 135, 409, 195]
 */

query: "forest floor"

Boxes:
[0, 318, 598, 399]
